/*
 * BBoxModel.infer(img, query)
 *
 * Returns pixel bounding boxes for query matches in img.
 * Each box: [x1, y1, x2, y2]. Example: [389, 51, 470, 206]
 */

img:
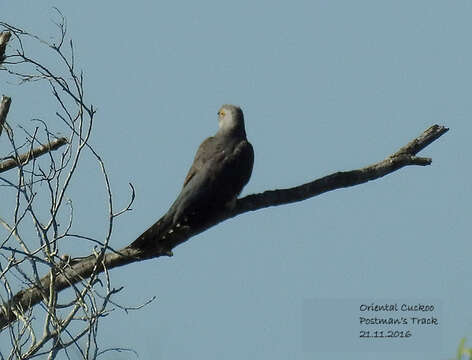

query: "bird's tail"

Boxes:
[129, 189, 194, 251]
[129, 211, 175, 250]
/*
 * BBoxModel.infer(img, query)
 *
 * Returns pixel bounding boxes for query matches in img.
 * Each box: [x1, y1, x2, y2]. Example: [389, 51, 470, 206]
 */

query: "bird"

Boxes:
[131, 104, 254, 251]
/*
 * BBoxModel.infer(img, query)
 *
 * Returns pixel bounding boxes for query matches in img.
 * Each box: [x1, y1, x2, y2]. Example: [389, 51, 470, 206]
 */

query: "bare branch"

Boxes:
[0, 124, 448, 330]
[0, 137, 68, 173]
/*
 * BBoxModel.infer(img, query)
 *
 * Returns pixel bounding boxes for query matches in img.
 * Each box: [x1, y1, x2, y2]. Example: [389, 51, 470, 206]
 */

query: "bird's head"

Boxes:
[217, 104, 245, 136]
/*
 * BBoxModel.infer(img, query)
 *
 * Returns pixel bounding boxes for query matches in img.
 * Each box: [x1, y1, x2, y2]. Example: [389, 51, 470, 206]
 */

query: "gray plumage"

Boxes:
[132, 104, 254, 249]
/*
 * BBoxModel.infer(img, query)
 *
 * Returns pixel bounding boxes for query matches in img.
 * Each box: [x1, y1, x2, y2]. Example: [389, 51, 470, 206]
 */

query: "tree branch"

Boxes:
[233, 124, 448, 214]
[0, 124, 448, 330]
[0, 136, 68, 173]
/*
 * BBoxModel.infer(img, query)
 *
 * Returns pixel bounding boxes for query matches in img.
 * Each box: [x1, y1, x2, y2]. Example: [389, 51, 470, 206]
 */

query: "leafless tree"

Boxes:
[0, 15, 137, 359]
[0, 13, 448, 360]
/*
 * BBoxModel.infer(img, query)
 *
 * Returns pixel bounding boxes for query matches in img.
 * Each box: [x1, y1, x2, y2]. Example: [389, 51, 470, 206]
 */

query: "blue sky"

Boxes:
[1, 1, 471, 359]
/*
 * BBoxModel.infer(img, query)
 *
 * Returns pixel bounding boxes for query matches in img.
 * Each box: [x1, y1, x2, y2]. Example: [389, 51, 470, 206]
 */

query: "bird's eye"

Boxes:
[219, 111, 225, 117]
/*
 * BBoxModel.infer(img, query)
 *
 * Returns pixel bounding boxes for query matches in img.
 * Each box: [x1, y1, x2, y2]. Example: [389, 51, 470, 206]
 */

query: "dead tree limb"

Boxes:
[0, 123, 448, 330]
[0, 136, 68, 173]
[0, 96, 68, 170]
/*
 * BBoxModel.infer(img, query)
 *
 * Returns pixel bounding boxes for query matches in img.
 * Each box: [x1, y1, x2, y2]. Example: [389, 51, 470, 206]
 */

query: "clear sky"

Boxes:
[1, 1, 471, 359]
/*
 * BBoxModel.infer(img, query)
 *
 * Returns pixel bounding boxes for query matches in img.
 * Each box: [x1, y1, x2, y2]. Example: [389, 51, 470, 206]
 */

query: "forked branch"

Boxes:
[0, 124, 448, 330]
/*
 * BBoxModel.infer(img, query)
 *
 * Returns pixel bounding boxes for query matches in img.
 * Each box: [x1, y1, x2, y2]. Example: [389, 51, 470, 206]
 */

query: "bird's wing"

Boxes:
[182, 136, 216, 188]
[169, 138, 253, 224]
[218, 139, 254, 197]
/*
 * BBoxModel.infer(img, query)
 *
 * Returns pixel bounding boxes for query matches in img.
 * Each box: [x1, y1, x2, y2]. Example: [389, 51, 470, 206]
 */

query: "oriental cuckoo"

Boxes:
[131, 104, 254, 250]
